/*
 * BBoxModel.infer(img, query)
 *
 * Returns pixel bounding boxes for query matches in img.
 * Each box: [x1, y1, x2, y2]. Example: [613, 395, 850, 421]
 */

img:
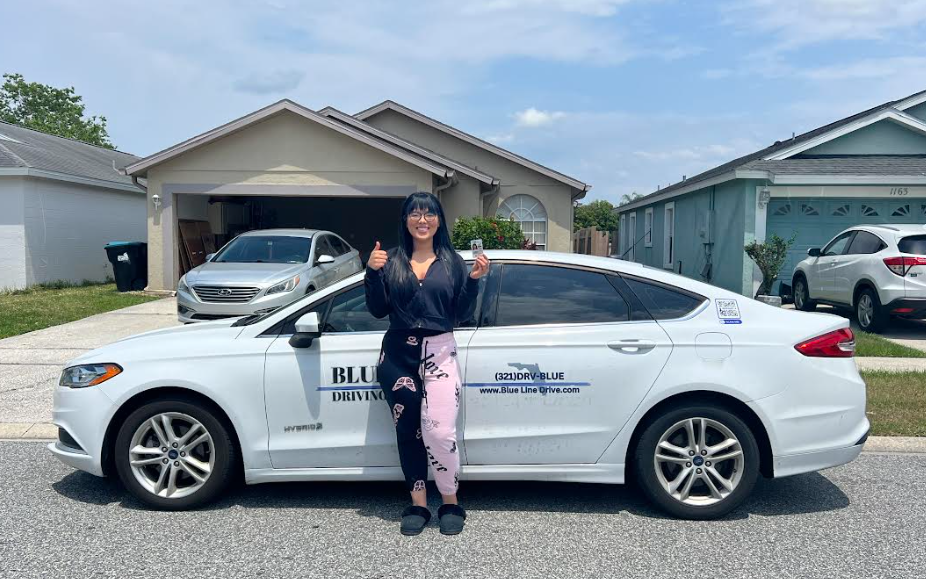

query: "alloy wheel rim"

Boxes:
[795, 281, 805, 308]
[654, 417, 744, 507]
[858, 295, 873, 328]
[128, 412, 214, 499]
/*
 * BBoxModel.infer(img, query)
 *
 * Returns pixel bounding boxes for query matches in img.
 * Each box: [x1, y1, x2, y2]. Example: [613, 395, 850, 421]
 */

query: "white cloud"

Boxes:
[463, 0, 633, 17]
[514, 108, 567, 127]
[723, 0, 926, 50]
[486, 133, 516, 144]
[232, 69, 305, 94]
[633, 144, 736, 162]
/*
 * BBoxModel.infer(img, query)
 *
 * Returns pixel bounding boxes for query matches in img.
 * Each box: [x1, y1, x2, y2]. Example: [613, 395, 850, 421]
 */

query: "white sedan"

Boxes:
[49, 251, 869, 519]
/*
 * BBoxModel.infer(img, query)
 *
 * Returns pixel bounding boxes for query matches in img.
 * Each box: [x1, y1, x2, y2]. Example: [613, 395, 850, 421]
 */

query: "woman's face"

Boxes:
[406, 207, 440, 243]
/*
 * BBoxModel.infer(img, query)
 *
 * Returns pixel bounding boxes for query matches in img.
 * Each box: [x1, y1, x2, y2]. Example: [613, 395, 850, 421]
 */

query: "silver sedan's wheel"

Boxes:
[653, 417, 745, 507]
[128, 412, 215, 499]
[794, 280, 805, 309]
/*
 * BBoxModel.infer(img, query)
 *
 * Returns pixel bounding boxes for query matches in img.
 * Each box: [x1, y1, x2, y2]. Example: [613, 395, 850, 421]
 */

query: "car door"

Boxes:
[837, 231, 886, 304]
[815, 231, 855, 301]
[462, 262, 673, 465]
[263, 280, 481, 469]
[311, 236, 339, 290]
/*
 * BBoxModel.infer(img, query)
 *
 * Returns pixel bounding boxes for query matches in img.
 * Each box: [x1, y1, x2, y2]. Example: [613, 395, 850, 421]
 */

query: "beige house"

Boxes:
[125, 99, 589, 292]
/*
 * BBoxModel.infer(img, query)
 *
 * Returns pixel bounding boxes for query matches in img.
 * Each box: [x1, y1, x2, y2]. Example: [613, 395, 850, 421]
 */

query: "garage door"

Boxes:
[766, 197, 926, 292]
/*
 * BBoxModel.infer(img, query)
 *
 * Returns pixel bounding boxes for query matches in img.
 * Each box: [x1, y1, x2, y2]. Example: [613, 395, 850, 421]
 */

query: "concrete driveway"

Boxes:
[786, 303, 926, 353]
[0, 298, 179, 425]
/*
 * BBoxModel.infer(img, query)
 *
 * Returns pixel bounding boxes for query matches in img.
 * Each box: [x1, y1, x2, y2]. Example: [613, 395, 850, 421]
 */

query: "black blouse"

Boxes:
[364, 251, 480, 333]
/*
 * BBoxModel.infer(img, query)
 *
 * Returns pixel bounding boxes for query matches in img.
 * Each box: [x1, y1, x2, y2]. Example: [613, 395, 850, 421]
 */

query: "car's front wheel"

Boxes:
[793, 275, 815, 312]
[634, 405, 759, 520]
[114, 398, 237, 510]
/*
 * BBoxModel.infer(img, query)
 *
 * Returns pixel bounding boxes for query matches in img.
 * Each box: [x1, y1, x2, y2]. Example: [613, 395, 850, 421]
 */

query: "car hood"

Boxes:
[65, 319, 246, 367]
[185, 262, 306, 286]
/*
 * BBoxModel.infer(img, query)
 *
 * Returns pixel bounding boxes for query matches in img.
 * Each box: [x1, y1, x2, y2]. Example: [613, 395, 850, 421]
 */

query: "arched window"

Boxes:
[496, 194, 548, 249]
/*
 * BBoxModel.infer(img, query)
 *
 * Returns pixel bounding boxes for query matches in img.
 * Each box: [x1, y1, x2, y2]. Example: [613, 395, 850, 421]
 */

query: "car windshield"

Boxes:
[213, 236, 312, 264]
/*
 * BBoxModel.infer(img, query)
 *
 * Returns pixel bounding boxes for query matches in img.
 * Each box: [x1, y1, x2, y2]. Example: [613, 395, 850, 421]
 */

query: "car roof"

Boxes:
[238, 228, 322, 238]
[850, 224, 926, 234]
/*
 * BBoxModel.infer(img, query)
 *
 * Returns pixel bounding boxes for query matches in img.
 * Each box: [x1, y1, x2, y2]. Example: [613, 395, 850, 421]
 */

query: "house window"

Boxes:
[644, 208, 653, 247]
[619, 214, 627, 257]
[801, 203, 819, 216]
[663, 202, 675, 269]
[892, 204, 910, 217]
[831, 204, 850, 217]
[773, 203, 792, 216]
[861, 204, 879, 217]
[628, 212, 637, 262]
[497, 194, 547, 250]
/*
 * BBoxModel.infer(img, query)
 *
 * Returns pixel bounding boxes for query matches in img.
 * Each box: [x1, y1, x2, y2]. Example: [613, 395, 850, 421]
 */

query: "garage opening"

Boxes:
[174, 194, 405, 280]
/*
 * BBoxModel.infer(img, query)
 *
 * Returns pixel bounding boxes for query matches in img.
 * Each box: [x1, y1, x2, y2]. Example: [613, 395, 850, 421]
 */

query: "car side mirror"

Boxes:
[205, 253, 215, 262]
[289, 312, 322, 348]
[315, 254, 335, 265]
[807, 248, 821, 257]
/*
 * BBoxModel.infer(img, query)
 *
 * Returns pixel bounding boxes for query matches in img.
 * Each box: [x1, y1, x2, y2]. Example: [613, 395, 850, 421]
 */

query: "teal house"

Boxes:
[615, 89, 926, 297]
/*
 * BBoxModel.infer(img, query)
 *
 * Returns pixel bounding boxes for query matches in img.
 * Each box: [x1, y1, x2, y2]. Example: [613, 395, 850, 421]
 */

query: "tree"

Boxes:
[0, 73, 114, 149]
[744, 234, 796, 298]
[619, 192, 643, 206]
[574, 199, 618, 232]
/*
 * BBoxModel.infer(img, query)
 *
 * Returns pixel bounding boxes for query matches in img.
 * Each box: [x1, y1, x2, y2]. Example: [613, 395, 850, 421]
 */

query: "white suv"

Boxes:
[792, 224, 926, 332]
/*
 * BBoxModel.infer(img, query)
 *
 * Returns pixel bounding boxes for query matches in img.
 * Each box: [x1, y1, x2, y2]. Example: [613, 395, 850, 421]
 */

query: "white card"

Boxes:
[470, 238, 484, 256]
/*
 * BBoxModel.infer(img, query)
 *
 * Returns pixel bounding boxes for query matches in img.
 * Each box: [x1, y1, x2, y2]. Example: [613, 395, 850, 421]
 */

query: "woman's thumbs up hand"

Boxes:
[368, 241, 388, 271]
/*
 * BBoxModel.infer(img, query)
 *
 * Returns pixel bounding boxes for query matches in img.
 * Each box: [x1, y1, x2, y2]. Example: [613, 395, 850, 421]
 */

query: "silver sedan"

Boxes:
[176, 229, 362, 323]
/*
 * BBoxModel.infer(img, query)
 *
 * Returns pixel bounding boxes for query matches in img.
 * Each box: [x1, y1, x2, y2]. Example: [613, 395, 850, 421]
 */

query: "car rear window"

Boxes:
[622, 276, 706, 320]
[899, 235, 926, 255]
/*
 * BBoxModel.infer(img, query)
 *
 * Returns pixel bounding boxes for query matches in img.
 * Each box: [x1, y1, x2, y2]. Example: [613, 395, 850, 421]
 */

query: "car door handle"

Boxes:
[608, 339, 657, 354]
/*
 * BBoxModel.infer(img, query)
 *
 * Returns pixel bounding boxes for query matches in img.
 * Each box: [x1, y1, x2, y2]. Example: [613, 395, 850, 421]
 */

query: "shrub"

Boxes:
[451, 216, 534, 250]
[745, 234, 795, 298]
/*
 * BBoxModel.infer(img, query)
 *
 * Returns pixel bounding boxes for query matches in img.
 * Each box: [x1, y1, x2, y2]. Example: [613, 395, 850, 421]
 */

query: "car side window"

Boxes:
[324, 286, 391, 333]
[846, 231, 885, 255]
[314, 236, 336, 260]
[621, 276, 706, 320]
[493, 264, 630, 326]
[333, 236, 352, 255]
[823, 232, 854, 256]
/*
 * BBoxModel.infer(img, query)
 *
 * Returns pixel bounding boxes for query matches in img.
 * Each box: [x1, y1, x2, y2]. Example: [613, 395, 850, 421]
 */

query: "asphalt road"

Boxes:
[1, 442, 924, 579]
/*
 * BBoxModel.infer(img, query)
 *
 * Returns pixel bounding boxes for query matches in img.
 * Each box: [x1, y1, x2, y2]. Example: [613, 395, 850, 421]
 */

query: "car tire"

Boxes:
[855, 287, 887, 333]
[633, 404, 760, 520]
[793, 275, 815, 312]
[114, 398, 237, 511]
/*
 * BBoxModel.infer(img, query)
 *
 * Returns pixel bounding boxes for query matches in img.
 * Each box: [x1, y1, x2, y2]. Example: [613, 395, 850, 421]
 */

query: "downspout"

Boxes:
[434, 171, 456, 196]
[480, 179, 501, 217]
[131, 175, 147, 192]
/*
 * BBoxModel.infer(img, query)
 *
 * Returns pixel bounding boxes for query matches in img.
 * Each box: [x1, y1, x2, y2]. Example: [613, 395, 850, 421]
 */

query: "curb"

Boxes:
[856, 357, 926, 372]
[1, 423, 924, 453]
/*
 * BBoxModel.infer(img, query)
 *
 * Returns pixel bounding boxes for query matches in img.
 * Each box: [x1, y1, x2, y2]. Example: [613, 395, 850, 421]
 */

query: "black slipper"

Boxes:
[437, 503, 466, 535]
[400, 505, 431, 536]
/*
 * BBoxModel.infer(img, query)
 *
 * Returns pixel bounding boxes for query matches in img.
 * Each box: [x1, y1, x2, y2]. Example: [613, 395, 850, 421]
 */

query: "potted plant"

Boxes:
[744, 234, 795, 306]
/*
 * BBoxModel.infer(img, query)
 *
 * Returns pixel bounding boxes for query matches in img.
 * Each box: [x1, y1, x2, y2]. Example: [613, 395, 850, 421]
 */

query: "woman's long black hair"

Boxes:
[385, 191, 466, 304]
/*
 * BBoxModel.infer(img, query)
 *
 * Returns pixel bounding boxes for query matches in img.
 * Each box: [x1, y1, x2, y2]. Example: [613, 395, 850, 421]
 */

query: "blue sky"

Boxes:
[4, 0, 926, 204]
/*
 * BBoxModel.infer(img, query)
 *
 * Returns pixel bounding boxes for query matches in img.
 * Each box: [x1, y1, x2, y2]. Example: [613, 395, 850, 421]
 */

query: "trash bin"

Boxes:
[104, 241, 148, 292]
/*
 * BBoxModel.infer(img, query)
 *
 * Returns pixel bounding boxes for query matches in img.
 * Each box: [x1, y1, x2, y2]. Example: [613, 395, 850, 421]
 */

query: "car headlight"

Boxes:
[59, 364, 123, 388]
[266, 275, 300, 295]
[177, 276, 189, 293]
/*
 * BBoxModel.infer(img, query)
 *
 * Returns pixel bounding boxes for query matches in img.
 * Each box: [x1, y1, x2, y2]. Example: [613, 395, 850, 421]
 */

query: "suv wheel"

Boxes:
[114, 398, 237, 510]
[856, 287, 887, 333]
[633, 405, 759, 520]
[793, 275, 815, 312]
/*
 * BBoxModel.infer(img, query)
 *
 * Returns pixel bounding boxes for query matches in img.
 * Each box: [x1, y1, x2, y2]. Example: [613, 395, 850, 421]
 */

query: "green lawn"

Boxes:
[854, 331, 926, 358]
[0, 282, 160, 339]
[862, 371, 926, 437]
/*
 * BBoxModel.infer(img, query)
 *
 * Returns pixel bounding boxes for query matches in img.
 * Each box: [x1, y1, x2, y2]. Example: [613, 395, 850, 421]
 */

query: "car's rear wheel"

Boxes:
[855, 287, 887, 333]
[634, 405, 759, 520]
[793, 276, 815, 312]
[114, 398, 237, 510]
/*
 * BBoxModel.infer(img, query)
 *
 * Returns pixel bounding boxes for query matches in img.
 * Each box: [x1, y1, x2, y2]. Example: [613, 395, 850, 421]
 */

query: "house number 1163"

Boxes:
[890, 187, 909, 195]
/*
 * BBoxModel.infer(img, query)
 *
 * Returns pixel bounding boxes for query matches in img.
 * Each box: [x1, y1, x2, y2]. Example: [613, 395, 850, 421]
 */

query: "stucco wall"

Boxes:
[364, 109, 576, 252]
[22, 177, 145, 286]
[0, 177, 26, 290]
[620, 179, 750, 295]
[803, 120, 926, 156]
[145, 110, 435, 291]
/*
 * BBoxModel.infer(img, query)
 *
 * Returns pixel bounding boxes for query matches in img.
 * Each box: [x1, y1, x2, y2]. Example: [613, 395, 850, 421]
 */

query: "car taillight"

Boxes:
[795, 328, 855, 358]
[883, 256, 926, 276]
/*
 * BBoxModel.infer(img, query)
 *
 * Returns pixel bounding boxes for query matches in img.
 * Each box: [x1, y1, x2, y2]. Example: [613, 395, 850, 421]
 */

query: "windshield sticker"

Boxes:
[716, 299, 742, 324]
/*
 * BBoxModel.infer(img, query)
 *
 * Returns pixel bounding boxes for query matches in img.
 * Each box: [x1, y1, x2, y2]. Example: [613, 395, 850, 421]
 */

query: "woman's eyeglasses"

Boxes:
[407, 212, 438, 222]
